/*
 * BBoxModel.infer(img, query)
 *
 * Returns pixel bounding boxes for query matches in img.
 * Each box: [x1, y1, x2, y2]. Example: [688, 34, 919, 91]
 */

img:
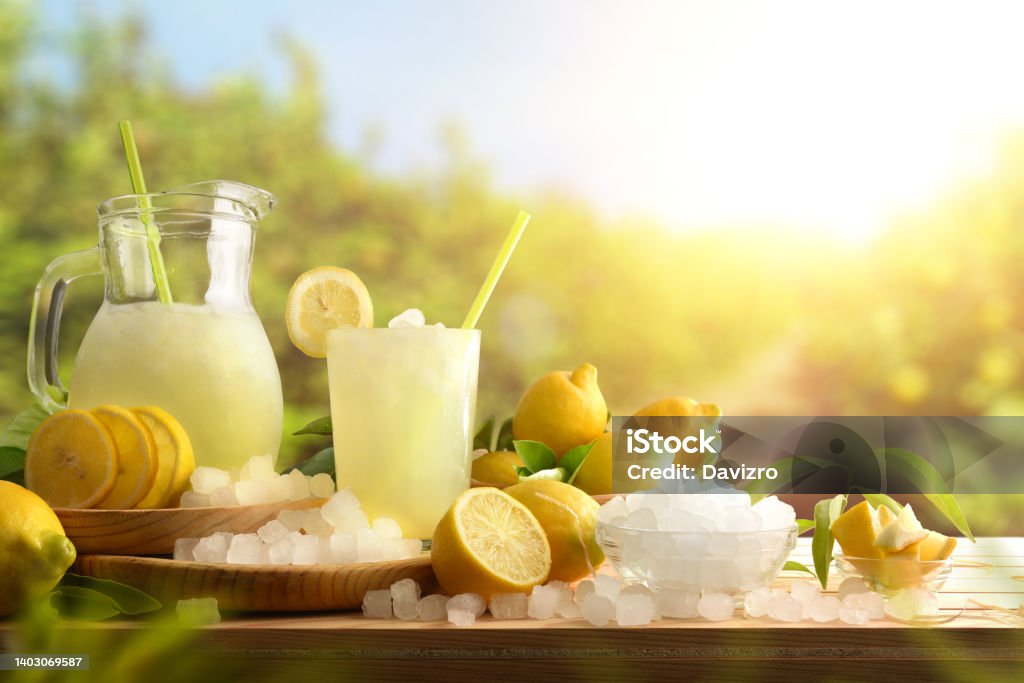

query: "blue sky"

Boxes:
[37, 1, 1024, 241]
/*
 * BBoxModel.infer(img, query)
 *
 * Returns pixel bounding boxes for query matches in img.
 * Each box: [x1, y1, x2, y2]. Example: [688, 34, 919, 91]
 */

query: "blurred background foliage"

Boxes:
[1, 4, 1023, 531]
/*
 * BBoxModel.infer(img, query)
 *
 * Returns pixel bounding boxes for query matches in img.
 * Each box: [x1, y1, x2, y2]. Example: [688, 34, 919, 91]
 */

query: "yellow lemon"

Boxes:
[572, 432, 612, 495]
[24, 410, 118, 509]
[919, 530, 957, 561]
[830, 501, 884, 559]
[513, 363, 607, 457]
[634, 396, 721, 418]
[471, 450, 524, 487]
[91, 405, 157, 510]
[286, 266, 373, 358]
[431, 487, 551, 598]
[132, 406, 195, 509]
[0, 481, 77, 617]
[503, 479, 604, 582]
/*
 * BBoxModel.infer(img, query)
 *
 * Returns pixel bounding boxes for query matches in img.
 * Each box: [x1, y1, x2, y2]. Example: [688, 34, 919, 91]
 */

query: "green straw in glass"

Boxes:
[118, 120, 173, 304]
[461, 211, 531, 329]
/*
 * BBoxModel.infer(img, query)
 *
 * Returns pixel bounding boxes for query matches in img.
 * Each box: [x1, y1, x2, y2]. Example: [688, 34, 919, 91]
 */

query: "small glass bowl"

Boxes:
[833, 553, 953, 594]
[596, 522, 797, 594]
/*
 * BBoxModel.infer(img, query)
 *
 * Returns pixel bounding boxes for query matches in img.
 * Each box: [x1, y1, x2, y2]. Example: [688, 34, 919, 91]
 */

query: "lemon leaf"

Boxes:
[811, 493, 847, 588]
[783, 560, 816, 576]
[474, 415, 495, 451]
[60, 573, 161, 615]
[284, 447, 335, 476]
[796, 518, 815, 535]
[293, 416, 332, 437]
[561, 440, 597, 484]
[860, 492, 902, 514]
[49, 586, 120, 621]
[881, 448, 974, 541]
[0, 446, 25, 478]
[495, 417, 515, 452]
[513, 440, 557, 474]
[0, 404, 53, 450]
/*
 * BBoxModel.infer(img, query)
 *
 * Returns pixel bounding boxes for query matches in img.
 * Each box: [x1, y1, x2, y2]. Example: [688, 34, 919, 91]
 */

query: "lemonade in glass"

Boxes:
[326, 326, 480, 539]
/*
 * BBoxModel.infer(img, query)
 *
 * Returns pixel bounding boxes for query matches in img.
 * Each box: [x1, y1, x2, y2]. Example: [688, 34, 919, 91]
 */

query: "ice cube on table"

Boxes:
[176, 597, 221, 626]
[173, 537, 199, 561]
[557, 591, 582, 619]
[573, 579, 596, 605]
[226, 533, 263, 564]
[808, 596, 840, 623]
[209, 485, 239, 507]
[767, 594, 803, 623]
[268, 533, 297, 565]
[391, 579, 422, 620]
[362, 589, 392, 618]
[856, 591, 886, 620]
[790, 580, 820, 617]
[190, 466, 232, 495]
[489, 593, 528, 620]
[616, 593, 657, 626]
[309, 473, 336, 499]
[329, 532, 357, 563]
[594, 575, 622, 601]
[388, 308, 426, 328]
[292, 534, 319, 565]
[417, 594, 448, 621]
[285, 469, 311, 501]
[257, 520, 290, 545]
[884, 588, 939, 621]
[698, 592, 735, 622]
[837, 577, 871, 601]
[321, 489, 362, 525]
[839, 605, 869, 625]
[356, 529, 383, 562]
[277, 508, 305, 532]
[528, 584, 562, 620]
[240, 454, 276, 482]
[447, 593, 486, 618]
[656, 589, 699, 619]
[193, 532, 233, 563]
[447, 608, 476, 627]
[372, 517, 403, 539]
[743, 587, 773, 618]
[580, 594, 615, 627]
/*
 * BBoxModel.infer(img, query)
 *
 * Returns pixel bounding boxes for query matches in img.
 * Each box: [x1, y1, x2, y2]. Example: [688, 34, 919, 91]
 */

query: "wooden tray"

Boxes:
[74, 554, 436, 612]
[56, 500, 322, 556]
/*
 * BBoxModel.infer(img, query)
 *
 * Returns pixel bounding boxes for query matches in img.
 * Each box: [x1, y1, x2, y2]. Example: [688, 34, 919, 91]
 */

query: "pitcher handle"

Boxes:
[28, 249, 103, 413]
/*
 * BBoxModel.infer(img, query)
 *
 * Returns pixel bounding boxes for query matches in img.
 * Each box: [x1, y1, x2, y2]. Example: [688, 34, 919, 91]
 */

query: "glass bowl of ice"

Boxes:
[595, 493, 798, 594]
[833, 553, 953, 594]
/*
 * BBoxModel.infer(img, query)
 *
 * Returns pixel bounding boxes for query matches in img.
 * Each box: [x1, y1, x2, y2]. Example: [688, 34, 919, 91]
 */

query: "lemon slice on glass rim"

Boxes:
[286, 266, 373, 358]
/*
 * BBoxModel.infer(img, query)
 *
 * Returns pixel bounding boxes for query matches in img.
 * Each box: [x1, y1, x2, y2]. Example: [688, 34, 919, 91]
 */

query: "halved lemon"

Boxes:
[132, 406, 195, 509]
[431, 487, 551, 598]
[285, 266, 373, 358]
[24, 410, 118, 508]
[91, 405, 157, 510]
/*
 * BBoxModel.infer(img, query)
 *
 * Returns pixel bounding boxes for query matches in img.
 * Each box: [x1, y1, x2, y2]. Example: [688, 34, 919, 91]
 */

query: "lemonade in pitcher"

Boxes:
[29, 180, 284, 470]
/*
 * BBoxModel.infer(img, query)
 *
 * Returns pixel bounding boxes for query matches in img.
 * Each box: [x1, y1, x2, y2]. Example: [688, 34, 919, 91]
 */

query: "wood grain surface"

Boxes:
[56, 499, 322, 555]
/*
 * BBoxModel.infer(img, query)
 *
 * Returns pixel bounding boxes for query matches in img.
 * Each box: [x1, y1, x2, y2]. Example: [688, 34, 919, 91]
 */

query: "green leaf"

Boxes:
[0, 446, 26, 478]
[292, 415, 332, 437]
[882, 448, 974, 541]
[49, 586, 121, 621]
[495, 417, 515, 452]
[783, 560, 816, 576]
[59, 573, 161, 615]
[473, 415, 495, 451]
[561, 440, 597, 485]
[811, 494, 847, 589]
[796, 519, 815, 535]
[860, 492, 902, 514]
[284, 447, 335, 476]
[520, 467, 568, 482]
[514, 466, 533, 478]
[925, 493, 975, 542]
[513, 440, 557, 474]
[2, 469, 24, 486]
[0, 404, 52, 450]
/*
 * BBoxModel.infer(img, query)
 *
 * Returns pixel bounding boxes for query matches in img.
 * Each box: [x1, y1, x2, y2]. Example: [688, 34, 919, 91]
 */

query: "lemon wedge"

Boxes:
[132, 406, 195, 508]
[830, 500, 884, 559]
[91, 405, 157, 510]
[286, 266, 373, 358]
[431, 487, 551, 598]
[24, 410, 119, 508]
[875, 503, 929, 552]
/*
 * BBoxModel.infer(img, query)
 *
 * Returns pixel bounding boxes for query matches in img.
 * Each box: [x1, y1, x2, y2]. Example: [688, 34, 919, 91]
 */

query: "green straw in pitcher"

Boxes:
[461, 211, 531, 329]
[118, 120, 173, 304]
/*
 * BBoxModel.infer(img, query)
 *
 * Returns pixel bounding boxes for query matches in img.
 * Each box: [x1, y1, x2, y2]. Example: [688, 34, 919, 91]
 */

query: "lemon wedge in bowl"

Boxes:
[286, 266, 373, 358]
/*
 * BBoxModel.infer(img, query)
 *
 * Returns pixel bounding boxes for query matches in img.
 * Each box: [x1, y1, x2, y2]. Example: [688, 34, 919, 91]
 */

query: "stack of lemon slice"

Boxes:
[24, 405, 194, 510]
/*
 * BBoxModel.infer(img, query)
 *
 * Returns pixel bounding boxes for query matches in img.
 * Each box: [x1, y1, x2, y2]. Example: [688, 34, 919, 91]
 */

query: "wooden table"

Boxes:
[3, 538, 1022, 681]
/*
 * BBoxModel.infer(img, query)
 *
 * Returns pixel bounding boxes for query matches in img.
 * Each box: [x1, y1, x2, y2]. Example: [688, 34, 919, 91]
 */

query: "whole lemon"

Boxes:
[571, 432, 612, 495]
[514, 363, 607, 457]
[0, 481, 77, 617]
[503, 479, 604, 582]
[471, 450, 524, 487]
[634, 396, 721, 469]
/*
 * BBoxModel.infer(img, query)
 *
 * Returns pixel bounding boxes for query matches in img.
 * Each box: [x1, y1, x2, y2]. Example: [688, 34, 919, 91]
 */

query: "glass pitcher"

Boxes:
[28, 180, 284, 470]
